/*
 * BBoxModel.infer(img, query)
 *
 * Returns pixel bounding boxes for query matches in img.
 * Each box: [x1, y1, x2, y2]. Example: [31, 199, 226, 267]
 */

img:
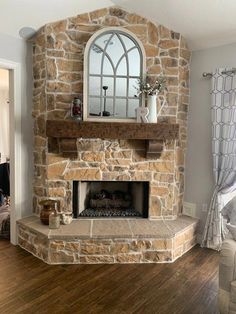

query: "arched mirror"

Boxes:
[83, 27, 145, 121]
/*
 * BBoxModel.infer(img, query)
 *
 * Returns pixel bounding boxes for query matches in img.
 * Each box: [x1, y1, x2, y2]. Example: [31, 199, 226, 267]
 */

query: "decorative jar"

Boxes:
[39, 200, 58, 225]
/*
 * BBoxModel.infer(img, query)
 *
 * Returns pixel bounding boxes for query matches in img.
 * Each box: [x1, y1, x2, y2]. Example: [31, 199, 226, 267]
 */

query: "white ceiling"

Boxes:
[1, 0, 236, 51]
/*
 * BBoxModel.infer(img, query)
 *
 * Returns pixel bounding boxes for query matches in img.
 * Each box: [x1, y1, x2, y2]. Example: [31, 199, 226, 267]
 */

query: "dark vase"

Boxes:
[39, 200, 57, 225]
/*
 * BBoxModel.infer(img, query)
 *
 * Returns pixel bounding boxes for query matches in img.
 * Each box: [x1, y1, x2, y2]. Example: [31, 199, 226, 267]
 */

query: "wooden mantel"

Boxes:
[46, 120, 179, 158]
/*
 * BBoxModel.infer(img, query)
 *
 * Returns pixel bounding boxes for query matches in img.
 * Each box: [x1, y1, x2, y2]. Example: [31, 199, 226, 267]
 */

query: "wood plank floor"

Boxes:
[0, 240, 219, 314]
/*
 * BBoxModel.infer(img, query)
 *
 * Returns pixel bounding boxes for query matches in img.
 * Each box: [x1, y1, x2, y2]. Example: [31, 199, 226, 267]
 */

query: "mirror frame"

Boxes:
[83, 27, 146, 122]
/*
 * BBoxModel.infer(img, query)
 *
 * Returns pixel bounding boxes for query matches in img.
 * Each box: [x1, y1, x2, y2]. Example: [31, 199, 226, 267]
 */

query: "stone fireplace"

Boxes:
[17, 7, 198, 264]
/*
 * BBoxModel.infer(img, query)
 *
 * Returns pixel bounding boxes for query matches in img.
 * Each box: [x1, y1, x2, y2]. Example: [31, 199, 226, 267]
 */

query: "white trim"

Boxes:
[0, 58, 22, 245]
[83, 27, 146, 122]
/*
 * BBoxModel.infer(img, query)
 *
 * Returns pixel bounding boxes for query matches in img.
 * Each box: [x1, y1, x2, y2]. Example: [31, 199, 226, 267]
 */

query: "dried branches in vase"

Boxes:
[135, 76, 168, 123]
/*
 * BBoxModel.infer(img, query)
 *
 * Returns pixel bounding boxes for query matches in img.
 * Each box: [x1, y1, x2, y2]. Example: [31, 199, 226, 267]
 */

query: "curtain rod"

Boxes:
[202, 68, 236, 78]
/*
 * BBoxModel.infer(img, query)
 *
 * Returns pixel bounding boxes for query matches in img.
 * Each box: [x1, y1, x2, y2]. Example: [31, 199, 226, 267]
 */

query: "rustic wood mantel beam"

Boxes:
[46, 120, 179, 158]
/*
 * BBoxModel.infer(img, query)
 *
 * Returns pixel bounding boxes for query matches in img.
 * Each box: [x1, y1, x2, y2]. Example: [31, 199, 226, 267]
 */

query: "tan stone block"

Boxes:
[149, 161, 174, 173]
[130, 240, 152, 251]
[173, 246, 183, 259]
[47, 110, 67, 120]
[144, 44, 159, 57]
[183, 236, 197, 252]
[47, 81, 71, 93]
[111, 243, 129, 254]
[50, 240, 65, 250]
[143, 250, 172, 262]
[161, 57, 178, 68]
[46, 58, 57, 80]
[159, 39, 179, 49]
[152, 239, 172, 250]
[80, 255, 114, 263]
[154, 173, 174, 183]
[57, 59, 83, 72]
[48, 187, 65, 197]
[34, 186, 45, 197]
[150, 186, 169, 197]
[50, 251, 74, 263]
[102, 172, 120, 181]
[167, 93, 178, 107]
[116, 174, 131, 181]
[34, 136, 46, 148]
[107, 159, 130, 166]
[47, 154, 66, 165]
[130, 171, 152, 181]
[65, 242, 80, 252]
[149, 196, 162, 217]
[125, 25, 147, 41]
[159, 25, 171, 38]
[71, 13, 90, 24]
[18, 227, 29, 241]
[90, 8, 108, 20]
[125, 13, 147, 24]
[167, 77, 179, 86]
[47, 161, 67, 179]
[184, 226, 197, 241]
[81, 152, 104, 162]
[180, 49, 191, 61]
[64, 168, 101, 180]
[50, 20, 67, 33]
[47, 50, 64, 58]
[174, 233, 185, 248]
[169, 48, 179, 58]
[130, 163, 149, 171]
[71, 82, 83, 93]
[18, 238, 37, 255]
[147, 65, 162, 75]
[116, 254, 142, 263]
[109, 7, 127, 18]
[147, 22, 158, 45]
[110, 150, 132, 159]
[58, 72, 82, 82]
[161, 151, 175, 161]
[163, 68, 179, 76]
[103, 16, 122, 26]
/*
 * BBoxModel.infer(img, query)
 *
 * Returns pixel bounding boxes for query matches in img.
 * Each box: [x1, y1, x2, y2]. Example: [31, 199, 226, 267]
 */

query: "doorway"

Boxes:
[0, 68, 10, 240]
[0, 59, 22, 245]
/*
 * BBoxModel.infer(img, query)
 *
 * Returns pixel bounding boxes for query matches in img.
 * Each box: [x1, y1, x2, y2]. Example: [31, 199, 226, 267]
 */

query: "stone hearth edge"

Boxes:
[17, 215, 198, 264]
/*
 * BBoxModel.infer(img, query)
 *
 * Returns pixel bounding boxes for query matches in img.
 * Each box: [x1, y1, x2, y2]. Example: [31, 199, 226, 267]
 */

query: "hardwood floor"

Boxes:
[0, 240, 219, 314]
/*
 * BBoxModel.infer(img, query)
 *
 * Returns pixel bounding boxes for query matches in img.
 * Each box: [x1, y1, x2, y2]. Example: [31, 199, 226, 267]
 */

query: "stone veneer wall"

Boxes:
[32, 7, 191, 218]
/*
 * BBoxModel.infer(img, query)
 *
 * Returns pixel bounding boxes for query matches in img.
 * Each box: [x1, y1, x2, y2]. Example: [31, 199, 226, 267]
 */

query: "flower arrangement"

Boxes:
[135, 76, 167, 96]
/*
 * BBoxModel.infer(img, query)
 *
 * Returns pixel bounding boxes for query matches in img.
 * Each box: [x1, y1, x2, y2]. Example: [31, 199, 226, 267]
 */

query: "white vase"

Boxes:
[147, 95, 157, 123]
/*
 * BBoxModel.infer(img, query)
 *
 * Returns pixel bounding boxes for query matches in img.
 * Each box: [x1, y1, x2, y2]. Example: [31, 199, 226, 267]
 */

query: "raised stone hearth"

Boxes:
[17, 215, 198, 264]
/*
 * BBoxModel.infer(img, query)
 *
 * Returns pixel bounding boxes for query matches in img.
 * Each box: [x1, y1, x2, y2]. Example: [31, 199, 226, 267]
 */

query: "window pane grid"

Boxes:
[88, 30, 143, 119]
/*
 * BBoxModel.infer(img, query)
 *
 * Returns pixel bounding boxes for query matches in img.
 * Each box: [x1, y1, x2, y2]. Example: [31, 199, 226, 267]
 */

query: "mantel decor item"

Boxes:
[135, 76, 167, 123]
[39, 199, 58, 225]
[71, 96, 82, 120]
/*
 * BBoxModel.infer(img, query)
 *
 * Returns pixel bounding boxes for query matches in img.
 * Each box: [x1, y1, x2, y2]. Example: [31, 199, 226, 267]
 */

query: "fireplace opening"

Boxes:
[73, 181, 149, 218]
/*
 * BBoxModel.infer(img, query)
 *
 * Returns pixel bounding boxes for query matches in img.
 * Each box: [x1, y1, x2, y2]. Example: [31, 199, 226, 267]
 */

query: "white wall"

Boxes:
[185, 42, 236, 235]
[0, 32, 33, 217]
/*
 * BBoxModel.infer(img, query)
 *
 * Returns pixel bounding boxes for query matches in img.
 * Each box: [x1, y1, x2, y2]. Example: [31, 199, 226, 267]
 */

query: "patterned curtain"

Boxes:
[201, 68, 236, 250]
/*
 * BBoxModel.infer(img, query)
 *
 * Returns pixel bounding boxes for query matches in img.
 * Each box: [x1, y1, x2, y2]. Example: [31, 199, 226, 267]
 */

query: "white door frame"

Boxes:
[0, 58, 22, 245]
